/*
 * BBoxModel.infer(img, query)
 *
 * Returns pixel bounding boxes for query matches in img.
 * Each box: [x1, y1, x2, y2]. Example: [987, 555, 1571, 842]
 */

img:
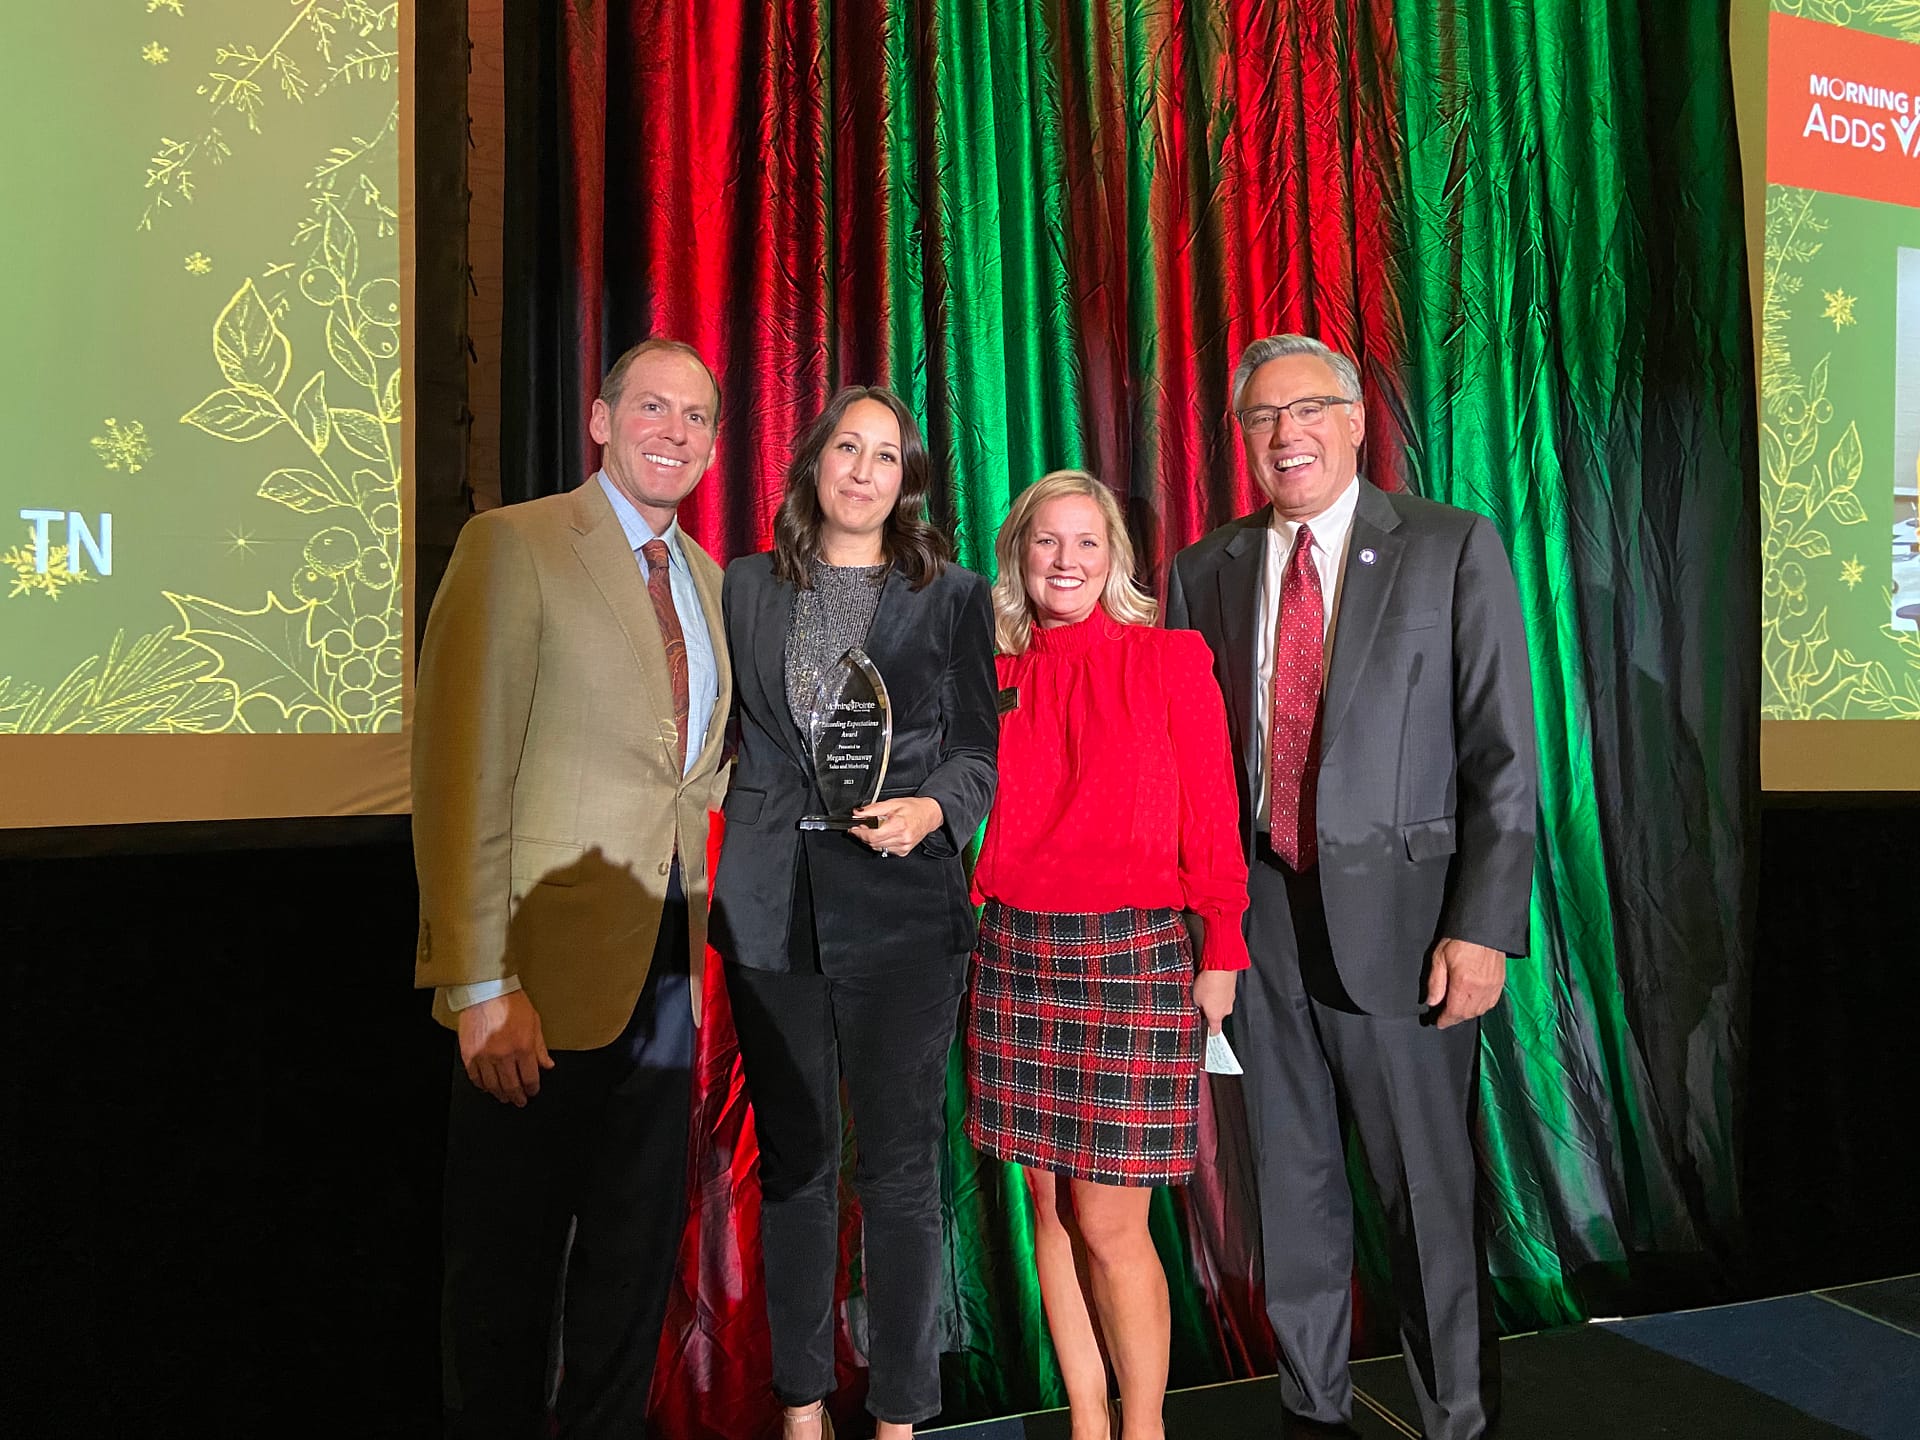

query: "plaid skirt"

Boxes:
[965, 899, 1202, 1186]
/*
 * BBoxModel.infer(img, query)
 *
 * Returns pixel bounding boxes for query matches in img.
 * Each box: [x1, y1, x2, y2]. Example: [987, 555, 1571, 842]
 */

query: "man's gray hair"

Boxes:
[1231, 334, 1363, 410]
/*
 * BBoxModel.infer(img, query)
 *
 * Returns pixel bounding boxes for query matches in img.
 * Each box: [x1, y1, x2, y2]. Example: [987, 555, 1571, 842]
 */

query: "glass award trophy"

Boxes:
[798, 646, 894, 830]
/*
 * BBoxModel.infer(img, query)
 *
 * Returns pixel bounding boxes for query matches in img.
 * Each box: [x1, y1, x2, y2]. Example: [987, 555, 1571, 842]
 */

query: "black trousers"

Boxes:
[726, 955, 965, 1426]
[1236, 848, 1499, 1440]
[441, 867, 695, 1440]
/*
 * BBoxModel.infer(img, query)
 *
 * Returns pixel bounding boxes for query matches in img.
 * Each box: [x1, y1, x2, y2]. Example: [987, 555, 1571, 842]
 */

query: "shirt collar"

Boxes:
[1270, 475, 1362, 555]
[596, 471, 684, 566]
[1028, 603, 1127, 655]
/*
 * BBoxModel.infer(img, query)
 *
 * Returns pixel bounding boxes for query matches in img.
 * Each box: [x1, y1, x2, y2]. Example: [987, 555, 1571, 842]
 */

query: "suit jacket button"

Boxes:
[658, 860, 671, 876]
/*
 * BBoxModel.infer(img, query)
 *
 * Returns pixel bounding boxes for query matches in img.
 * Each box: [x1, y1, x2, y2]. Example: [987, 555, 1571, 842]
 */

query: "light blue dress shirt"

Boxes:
[444, 473, 720, 1014]
[593, 471, 721, 770]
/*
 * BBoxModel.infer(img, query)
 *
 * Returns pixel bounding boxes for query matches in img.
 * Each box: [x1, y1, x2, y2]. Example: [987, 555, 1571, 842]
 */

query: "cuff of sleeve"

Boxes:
[916, 789, 962, 858]
[444, 975, 523, 1012]
[1197, 909, 1251, 971]
[1438, 906, 1530, 960]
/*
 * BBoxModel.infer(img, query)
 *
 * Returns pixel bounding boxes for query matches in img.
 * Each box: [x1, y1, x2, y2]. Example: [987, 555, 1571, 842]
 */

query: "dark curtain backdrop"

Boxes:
[498, 2, 1758, 1434]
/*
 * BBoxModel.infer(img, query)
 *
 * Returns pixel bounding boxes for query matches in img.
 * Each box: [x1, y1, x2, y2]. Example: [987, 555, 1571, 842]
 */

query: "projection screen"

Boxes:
[0, 0, 414, 827]
[1735, 0, 1920, 789]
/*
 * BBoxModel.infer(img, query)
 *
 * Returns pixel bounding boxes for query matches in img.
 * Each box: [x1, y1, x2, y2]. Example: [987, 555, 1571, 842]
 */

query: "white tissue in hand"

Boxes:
[1204, 1030, 1243, 1076]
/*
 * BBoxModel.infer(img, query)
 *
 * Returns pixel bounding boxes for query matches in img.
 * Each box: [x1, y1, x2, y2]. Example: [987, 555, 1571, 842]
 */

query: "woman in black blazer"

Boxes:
[710, 385, 998, 1440]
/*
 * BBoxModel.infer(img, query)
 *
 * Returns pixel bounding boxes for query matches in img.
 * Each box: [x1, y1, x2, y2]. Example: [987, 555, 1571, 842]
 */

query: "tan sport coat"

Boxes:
[412, 480, 731, 1049]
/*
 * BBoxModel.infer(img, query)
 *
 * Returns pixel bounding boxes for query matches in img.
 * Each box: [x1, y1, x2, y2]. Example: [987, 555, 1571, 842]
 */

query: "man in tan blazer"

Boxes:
[413, 338, 731, 1440]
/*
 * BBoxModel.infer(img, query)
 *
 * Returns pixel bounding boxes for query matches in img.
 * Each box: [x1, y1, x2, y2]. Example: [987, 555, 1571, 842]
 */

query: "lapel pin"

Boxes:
[1358, 547, 1377, 565]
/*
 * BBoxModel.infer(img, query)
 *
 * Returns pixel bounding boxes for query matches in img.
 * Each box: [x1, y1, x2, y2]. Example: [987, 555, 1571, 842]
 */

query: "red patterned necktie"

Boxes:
[641, 539, 690, 770]
[1268, 525, 1324, 869]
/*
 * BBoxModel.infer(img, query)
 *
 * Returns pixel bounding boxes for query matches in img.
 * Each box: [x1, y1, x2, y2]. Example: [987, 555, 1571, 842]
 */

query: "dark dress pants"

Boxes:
[1236, 847, 1499, 1440]
[441, 866, 695, 1440]
[726, 953, 966, 1426]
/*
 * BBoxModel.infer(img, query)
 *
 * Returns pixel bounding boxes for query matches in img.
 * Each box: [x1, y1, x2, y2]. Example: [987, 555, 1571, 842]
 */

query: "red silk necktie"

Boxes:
[641, 539, 690, 770]
[1267, 526, 1324, 869]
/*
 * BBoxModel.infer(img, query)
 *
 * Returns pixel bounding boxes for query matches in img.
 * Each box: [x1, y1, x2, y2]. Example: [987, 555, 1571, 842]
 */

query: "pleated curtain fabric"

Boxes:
[499, 3, 1758, 1432]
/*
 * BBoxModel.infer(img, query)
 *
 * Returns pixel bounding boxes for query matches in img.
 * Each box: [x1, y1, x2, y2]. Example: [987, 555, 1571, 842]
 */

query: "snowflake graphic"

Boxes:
[147, 0, 185, 13]
[3, 530, 97, 602]
[142, 41, 169, 65]
[91, 418, 153, 473]
[1841, 556, 1865, 589]
[184, 251, 212, 275]
[1822, 288, 1857, 331]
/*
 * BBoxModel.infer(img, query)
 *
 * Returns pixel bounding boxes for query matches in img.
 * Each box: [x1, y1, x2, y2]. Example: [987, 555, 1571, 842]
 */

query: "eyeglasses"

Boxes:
[1235, 396, 1353, 435]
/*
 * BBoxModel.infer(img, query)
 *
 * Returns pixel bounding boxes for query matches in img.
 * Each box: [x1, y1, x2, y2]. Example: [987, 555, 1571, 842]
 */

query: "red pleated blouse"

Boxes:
[971, 606, 1250, 970]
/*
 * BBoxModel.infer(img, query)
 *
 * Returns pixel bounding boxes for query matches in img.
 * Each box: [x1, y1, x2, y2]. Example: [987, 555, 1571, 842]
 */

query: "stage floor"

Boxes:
[928, 1274, 1920, 1439]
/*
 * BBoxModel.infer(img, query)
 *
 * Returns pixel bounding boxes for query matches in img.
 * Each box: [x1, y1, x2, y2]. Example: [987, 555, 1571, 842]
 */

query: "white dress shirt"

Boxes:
[1253, 476, 1361, 829]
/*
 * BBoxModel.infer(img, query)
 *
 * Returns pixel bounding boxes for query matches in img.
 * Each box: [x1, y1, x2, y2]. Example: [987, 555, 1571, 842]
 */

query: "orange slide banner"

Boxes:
[1768, 11, 1920, 209]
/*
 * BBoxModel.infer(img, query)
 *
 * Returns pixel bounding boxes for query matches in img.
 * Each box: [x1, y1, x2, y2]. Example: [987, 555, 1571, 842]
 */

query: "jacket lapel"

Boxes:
[848, 565, 911, 676]
[753, 567, 811, 770]
[1320, 480, 1405, 752]
[568, 484, 679, 767]
[1214, 508, 1269, 786]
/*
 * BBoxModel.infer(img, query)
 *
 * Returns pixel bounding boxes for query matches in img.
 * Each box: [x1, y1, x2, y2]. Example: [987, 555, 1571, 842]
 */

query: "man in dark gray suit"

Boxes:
[1167, 334, 1536, 1439]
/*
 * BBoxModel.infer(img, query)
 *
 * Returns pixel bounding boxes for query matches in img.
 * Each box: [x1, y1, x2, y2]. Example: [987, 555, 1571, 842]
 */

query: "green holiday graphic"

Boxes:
[0, 1, 403, 736]
[1760, 1, 1920, 719]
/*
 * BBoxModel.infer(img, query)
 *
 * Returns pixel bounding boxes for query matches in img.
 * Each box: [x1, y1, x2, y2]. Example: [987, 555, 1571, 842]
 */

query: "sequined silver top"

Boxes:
[785, 562, 890, 734]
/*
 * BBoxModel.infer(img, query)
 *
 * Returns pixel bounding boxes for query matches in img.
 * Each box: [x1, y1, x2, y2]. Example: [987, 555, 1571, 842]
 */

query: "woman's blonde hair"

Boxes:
[991, 469, 1157, 654]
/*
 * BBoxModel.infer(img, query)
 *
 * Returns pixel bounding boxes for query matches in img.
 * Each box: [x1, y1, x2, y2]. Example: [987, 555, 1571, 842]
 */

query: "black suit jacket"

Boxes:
[1167, 480, 1537, 1015]
[709, 553, 999, 974]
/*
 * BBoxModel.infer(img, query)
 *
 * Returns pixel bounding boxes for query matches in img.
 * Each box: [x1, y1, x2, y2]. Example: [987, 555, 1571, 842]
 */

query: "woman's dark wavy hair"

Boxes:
[772, 385, 952, 591]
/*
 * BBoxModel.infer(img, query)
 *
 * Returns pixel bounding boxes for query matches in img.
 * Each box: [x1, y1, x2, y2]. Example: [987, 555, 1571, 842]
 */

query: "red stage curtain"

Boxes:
[496, 3, 1757, 1434]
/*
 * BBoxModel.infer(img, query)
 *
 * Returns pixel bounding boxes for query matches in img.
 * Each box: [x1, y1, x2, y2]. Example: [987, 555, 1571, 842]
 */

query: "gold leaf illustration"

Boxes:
[323, 202, 359, 283]
[182, 387, 283, 442]
[165, 589, 331, 719]
[329, 406, 386, 460]
[1826, 491, 1867, 526]
[325, 309, 376, 387]
[1791, 530, 1832, 558]
[258, 467, 347, 513]
[292, 370, 331, 452]
[1761, 424, 1787, 490]
[0, 628, 235, 735]
[105, 6, 408, 740]
[212, 278, 292, 395]
[1826, 420, 1863, 492]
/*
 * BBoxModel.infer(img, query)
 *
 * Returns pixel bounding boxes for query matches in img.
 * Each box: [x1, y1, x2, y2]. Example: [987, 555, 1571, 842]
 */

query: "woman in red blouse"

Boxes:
[967, 469, 1249, 1440]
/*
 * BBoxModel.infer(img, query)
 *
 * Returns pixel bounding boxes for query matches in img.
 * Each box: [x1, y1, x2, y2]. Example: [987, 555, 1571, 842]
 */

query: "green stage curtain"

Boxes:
[499, 3, 1757, 1433]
